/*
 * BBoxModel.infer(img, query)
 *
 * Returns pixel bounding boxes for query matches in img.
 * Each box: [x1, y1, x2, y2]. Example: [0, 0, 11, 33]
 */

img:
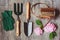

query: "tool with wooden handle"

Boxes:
[31, 3, 55, 19]
[26, 2, 30, 22]
[24, 2, 33, 37]
[14, 3, 23, 36]
[16, 19, 21, 36]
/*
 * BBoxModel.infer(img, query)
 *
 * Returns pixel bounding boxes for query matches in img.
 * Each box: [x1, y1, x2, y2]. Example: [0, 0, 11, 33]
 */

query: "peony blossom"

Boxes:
[34, 27, 43, 35]
[43, 22, 56, 33]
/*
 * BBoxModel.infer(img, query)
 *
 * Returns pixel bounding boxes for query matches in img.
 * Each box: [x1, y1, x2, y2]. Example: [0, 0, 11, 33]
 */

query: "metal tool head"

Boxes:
[14, 3, 23, 15]
[24, 22, 33, 37]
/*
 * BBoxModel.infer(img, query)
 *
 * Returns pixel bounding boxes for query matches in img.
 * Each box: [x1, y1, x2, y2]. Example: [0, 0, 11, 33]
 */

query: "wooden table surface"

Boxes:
[0, 0, 60, 40]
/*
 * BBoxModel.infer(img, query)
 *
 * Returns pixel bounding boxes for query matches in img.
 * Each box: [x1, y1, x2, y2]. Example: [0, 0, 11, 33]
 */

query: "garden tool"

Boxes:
[2, 10, 15, 31]
[14, 3, 23, 36]
[24, 2, 33, 37]
[31, 3, 55, 19]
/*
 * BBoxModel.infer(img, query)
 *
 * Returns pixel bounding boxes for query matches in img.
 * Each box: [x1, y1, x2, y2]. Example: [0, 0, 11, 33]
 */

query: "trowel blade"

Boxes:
[24, 22, 33, 37]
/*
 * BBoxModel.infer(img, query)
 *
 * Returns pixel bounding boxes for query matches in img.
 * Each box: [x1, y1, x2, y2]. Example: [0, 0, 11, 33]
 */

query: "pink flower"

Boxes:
[34, 27, 43, 35]
[43, 22, 56, 33]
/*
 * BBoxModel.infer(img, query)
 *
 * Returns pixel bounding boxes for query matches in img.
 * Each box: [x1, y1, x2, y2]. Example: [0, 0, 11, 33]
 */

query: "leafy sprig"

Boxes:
[36, 20, 43, 29]
[49, 32, 57, 40]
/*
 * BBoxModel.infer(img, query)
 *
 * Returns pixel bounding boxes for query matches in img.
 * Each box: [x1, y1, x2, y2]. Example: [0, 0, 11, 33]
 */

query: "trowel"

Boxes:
[24, 2, 33, 37]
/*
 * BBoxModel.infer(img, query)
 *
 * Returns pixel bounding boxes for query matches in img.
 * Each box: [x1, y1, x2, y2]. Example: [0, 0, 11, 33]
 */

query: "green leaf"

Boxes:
[49, 32, 57, 40]
[49, 32, 53, 39]
[36, 20, 43, 29]
[40, 24, 43, 29]
[36, 20, 42, 25]
[53, 32, 57, 36]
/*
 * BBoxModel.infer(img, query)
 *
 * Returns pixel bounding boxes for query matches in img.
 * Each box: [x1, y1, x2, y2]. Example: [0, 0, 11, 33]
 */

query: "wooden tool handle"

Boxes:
[16, 19, 21, 36]
[26, 2, 30, 21]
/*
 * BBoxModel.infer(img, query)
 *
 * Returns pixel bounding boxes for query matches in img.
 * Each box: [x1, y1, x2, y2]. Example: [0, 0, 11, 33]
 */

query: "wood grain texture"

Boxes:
[0, 0, 60, 40]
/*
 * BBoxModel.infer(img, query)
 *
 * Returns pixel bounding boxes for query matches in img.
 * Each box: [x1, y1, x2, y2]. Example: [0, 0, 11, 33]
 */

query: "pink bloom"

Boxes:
[44, 22, 56, 33]
[34, 27, 43, 35]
